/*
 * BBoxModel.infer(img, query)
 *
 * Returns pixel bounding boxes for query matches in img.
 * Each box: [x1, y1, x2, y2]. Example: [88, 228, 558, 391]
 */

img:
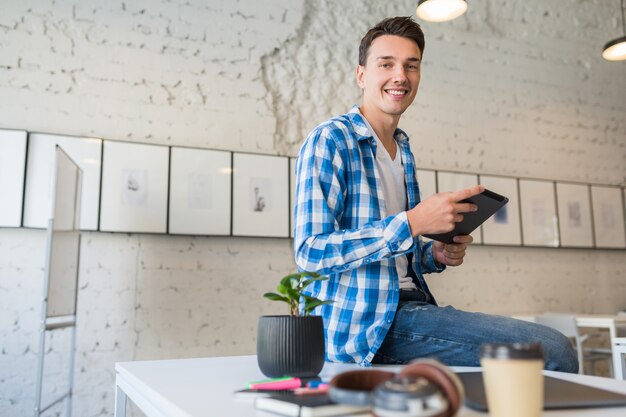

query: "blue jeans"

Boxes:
[372, 294, 579, 373]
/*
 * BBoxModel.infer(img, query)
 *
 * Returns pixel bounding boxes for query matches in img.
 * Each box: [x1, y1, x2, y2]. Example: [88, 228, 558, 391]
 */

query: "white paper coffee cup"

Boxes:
[480, 342, 544, 417]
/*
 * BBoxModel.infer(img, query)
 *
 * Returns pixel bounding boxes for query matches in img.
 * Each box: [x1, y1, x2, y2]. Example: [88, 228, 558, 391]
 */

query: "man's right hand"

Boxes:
[406, 185, 484, 237]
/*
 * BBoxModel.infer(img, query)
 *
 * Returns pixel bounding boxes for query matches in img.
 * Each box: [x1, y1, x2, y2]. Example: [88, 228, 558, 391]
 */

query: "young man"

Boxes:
[293, 16, 577, 372]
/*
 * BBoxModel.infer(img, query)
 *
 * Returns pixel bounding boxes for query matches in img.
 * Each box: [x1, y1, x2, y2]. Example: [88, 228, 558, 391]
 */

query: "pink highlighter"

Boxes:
[247, 377, 302, 390]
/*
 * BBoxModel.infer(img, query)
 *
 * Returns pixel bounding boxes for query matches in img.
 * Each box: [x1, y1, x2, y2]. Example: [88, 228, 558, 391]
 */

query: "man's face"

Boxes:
[356, 35, 421, 118]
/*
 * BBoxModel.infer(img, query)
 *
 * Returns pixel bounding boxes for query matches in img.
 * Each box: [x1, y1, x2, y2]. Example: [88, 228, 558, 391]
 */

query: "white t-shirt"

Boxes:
[362, 117, 417, 291]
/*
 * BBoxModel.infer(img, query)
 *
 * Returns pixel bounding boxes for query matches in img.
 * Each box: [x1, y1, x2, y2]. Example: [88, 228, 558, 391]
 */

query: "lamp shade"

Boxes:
[602, 36, 626, 61]
[416, 0, 468, 23]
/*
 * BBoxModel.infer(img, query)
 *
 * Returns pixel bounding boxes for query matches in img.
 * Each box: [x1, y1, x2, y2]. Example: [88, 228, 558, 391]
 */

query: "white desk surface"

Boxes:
[115, 355, 626, 417]
[512, 314, 626, 328]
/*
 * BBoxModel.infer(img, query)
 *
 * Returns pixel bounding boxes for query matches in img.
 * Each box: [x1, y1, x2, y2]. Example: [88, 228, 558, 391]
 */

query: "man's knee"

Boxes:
[540, 328, 579, 373]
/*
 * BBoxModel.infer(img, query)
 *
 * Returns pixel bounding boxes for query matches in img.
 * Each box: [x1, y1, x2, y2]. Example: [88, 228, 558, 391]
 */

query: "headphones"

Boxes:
[328, 359, 464, 417]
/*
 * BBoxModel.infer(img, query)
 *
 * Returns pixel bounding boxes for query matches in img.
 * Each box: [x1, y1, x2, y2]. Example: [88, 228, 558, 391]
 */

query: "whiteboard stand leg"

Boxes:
[34, 315, 46, 417]
[66, 323, 77, 417]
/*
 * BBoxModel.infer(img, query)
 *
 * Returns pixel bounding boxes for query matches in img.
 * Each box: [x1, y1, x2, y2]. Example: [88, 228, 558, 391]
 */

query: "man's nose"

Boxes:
[392, 66, 408, 82]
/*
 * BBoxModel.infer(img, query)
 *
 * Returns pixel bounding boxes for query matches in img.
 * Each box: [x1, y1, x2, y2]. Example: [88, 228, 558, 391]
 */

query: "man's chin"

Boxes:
[384, 106, 409, 116]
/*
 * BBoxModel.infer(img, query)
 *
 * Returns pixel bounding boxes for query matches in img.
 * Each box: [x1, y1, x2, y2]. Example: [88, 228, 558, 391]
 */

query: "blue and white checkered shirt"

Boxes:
[294, 106, 445, 366]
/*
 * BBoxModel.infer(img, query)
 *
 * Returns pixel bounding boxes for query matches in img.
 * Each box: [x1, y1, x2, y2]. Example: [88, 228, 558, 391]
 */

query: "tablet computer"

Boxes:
[423, 188, 508, 244]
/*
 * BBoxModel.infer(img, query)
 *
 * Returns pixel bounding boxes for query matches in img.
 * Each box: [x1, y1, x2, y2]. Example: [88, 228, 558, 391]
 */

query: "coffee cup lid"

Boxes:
[480, 342, 544, 360]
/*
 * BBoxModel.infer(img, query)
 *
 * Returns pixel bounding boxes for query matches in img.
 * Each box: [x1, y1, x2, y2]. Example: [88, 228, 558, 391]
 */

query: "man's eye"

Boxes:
[407, 65, 419, 71]
[380, 63, 391, 68]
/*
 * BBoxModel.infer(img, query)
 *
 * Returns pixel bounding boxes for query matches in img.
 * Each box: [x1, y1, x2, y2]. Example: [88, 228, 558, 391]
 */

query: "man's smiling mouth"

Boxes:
[385, 89, 408, 96]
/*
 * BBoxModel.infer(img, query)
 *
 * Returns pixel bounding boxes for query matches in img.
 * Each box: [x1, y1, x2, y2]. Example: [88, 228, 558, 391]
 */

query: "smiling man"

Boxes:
[293, 16, 578, 372]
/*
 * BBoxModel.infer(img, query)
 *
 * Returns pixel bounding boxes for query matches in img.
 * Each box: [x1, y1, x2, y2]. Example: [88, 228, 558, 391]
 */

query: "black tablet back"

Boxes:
[423, 189, 508, 244]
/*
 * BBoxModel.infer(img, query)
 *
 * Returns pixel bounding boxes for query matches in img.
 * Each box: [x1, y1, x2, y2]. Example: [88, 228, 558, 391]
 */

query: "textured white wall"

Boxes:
[1, 1, 625, 416]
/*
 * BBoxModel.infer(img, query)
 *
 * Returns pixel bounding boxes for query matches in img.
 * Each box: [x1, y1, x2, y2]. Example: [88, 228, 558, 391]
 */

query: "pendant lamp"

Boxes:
[416, 0, 468, 23]
[603, 0, 626, 61]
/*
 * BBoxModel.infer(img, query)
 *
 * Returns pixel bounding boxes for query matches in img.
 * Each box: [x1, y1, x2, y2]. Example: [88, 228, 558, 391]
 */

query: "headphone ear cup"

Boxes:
[398, 359, 465, 417]
[328, 369, 396, 406]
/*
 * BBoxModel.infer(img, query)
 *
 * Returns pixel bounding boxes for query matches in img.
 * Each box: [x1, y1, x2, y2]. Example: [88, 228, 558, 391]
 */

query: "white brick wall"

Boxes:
[0, 1, 625, 416]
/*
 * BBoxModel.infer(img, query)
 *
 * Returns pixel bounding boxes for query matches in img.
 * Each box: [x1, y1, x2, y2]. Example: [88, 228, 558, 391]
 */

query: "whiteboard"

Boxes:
[0, 129, 27, 227]
[45, 147, 82, 318]
[23, 133, 102, 230]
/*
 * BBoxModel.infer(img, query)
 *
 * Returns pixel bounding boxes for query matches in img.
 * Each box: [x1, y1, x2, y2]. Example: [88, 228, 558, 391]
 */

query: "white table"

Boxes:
[114, 355, 626, 417]
[513, 314, 626, 378]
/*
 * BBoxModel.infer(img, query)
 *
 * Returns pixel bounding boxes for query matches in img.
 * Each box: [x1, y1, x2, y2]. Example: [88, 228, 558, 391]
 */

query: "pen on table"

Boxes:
[294, 383, 329, 395]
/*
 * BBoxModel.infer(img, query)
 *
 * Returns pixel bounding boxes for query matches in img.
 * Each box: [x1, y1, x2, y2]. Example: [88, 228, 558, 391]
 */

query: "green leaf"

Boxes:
[285, 287, 300, 301]
[267, 272, 332, 315]
[263, 292, 290, 303]
[278, 275, 298, 291]
[303, 299, 333, 315]
[301, 275, 328, 289]
[276, 283, 290, 296]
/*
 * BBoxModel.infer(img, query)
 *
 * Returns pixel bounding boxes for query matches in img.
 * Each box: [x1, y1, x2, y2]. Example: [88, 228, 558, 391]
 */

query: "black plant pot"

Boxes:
[257, 315, 326, 378]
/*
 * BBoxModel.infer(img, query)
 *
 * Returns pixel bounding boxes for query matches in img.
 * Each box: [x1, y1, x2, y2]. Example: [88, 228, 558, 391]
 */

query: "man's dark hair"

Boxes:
[358, 16, 425, 66]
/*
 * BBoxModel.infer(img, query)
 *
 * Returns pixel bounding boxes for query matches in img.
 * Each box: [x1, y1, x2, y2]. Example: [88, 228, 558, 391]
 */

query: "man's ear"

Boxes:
[355, 65, 365, 89]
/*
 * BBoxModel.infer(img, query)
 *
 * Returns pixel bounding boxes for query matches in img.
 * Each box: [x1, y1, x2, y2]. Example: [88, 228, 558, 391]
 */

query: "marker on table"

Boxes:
[294, 383, 329, 395]
[246, 376, 302, 390]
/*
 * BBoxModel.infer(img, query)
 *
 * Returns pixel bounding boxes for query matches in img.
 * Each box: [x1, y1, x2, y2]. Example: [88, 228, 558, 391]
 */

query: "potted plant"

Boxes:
[257, 271, 333, 378]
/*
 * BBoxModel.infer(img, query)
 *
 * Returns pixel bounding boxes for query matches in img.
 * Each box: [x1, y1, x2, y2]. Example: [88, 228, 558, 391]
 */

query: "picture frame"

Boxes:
[416, 169, 437, 202]
[23, 133, 102, 230]
[0, 129, 27, 227]
[416, 169, 437, 243]
[290, 157, 296, 239]
[437, 171, 482, 243]
[99, 141, 169, 233]
[556, 182, 593, 248]
[479, 175, 522, 246]
[169, 147, 232, 236]
[590, 185, 626, 249]
[519, 179, 559, 247]
[232, 153, 289, 238]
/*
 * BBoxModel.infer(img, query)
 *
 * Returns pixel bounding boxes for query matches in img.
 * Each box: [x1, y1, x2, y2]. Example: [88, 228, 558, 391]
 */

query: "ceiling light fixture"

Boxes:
[416, 0, 468, 23]
[602, 0, 626, 61]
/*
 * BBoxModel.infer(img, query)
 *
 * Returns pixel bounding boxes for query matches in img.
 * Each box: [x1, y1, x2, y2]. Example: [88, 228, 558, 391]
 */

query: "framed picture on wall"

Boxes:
[290, 158, 296, 239]
[0, 129, 27, 227]
[479, 175, 522, 246]
[556, 182, 593, 248]
[232, 153, 289, 238]
[100, 141, 169, 233]
[23, 133, 102, 230]
[416, 169, 437, 202]
[519, 179, 559, 247]
[169, 147, 231, 236]
[590, 185, 626, 249]
[437, 171, 482, 243]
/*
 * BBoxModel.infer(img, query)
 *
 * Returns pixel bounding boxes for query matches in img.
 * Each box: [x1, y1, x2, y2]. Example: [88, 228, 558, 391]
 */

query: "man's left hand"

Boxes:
[433, 235, 473, 266]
